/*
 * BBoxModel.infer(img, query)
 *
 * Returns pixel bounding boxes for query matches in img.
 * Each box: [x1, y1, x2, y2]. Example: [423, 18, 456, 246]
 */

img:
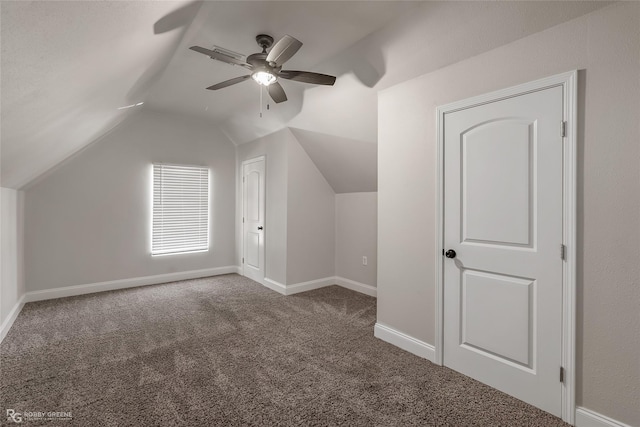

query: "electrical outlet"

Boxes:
[362, 256, 368, 266]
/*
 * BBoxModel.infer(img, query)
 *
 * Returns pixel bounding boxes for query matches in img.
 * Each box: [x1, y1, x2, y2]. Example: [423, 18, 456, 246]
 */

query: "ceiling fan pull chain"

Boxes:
[260, 85, 263, 118]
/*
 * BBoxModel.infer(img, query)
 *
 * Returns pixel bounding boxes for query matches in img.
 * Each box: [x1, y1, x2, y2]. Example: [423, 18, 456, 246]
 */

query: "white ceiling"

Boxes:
[291, 128, 377, 193]
[146, 1, 419, 126]
[1, 1, 611, 190]
[0, 1, 196, 189]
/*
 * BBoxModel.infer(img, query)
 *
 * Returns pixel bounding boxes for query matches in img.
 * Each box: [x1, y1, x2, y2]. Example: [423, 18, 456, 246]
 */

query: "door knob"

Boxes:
[257, 226, 263, 230]
[445, 249, 456, 259]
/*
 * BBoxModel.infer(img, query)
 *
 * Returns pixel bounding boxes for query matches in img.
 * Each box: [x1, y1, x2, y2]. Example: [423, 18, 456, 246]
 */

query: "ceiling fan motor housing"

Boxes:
[255, 34, 274, 51]
[248, 35, 281, 73]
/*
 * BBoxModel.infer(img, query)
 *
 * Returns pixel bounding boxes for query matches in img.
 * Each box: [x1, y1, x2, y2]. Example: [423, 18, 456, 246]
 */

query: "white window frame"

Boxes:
[151, 163, 210, 256]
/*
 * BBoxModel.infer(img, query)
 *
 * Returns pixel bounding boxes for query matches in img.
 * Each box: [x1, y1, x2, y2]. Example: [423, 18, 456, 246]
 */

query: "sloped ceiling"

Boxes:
[0, 1, 200, 189]
[1, 1, 611, 190]
[290, 128, 376, 194]
[145, 1, 419, 129]
[284, 0, 613, 146]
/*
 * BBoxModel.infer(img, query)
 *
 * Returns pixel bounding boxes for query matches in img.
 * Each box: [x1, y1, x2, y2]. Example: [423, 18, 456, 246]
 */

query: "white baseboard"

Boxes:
[335, 277, 377, 297]
[263, 278, 288, 295]
[575, 407, 632, 427]
[24, 266, 239, 303]
[259, 276, 377, 297]
[0, 294, 26, 343]
[286, 277, 336, 295]
[262, 277, 335, 296]
[374, 322, 435, 362]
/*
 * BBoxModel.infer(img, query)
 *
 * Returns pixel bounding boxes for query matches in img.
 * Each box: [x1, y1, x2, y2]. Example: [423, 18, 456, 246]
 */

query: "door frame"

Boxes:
[434, 71, 577, 424]
[241, 155, 266, 282]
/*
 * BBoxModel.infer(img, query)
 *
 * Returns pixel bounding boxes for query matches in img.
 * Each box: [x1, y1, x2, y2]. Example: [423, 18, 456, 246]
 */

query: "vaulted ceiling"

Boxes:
[1, 1, 610, 190]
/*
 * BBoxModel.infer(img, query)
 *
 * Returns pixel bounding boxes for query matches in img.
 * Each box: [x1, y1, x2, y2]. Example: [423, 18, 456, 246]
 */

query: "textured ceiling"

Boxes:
[281, 1, 611, 193]
[0, 1, 612, 190]
[291, 128, 377, 194]
[0, 1, 198, 189]
[144, 1, 421, 141]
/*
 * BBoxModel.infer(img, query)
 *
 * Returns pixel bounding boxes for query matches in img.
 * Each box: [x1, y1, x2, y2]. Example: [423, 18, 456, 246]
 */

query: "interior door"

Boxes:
[242, 157, 265, 283]
[443, 86, 563, 415]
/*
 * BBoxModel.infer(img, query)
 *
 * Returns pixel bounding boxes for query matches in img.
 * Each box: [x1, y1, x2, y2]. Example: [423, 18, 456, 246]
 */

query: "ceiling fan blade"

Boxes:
[267, 82, 287, 103]
[190, 46, 251, 69]
[206, 75, 251, 90]
[279, 70, 336, 86]
[266, 35, 302, 66]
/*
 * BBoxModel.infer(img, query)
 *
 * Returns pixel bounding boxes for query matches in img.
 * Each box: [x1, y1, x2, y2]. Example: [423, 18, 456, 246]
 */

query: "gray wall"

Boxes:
[237, 129, 336, 286]
[377, 3, 639, 424]
[23, 109, 237, 291]
[236, 129, 290, 285]
[0, 188, 24, 327]
[335, 192, 377, 287]
[286, 137, 335, 285]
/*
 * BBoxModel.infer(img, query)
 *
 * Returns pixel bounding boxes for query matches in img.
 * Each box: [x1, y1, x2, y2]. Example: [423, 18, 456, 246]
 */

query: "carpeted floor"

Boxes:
[1, 274, 567, 426]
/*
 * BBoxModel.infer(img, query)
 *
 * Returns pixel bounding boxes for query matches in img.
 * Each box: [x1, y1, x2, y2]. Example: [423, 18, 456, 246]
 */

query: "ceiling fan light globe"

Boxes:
[252, 71, 277, 86]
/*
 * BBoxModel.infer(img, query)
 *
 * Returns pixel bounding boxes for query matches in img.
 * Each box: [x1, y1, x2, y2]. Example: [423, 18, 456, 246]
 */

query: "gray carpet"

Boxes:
[1, 274, 567, 426]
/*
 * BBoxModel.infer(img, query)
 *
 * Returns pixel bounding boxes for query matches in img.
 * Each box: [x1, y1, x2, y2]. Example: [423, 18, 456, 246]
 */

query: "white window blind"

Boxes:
[152, 164, 209, 256]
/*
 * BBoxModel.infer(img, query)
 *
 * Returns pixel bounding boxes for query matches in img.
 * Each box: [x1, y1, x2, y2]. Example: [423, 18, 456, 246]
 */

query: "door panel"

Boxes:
[243, 158, 265, 282]
[462, 119, 534, 247]
[443, 86, 563, 416]
[246, 231, 260, 269]
[247, 171, 261, 222]
[462, 270, 534, 368]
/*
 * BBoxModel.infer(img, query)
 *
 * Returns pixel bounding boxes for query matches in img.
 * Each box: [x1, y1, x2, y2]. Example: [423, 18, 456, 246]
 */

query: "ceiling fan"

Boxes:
[189, 34, 336, 104]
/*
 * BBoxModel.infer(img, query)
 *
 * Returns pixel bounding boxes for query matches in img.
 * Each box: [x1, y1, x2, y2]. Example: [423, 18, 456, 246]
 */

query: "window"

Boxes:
[152, 163, 209, 256]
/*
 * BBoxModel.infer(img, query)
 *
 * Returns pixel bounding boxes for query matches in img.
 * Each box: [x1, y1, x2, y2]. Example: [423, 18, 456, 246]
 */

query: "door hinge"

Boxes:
[243, 217, 245, 223]
[561, 121, 567, 138]
[242, 257, 244, 264]
[560, 367, 565, 383]
[243, 176, 245, 182]
[560, 244, 566, 261]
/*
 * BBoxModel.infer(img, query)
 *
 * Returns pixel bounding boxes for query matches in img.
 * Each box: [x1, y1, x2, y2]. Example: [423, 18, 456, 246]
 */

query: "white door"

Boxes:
[242, 157, 265, 283]
[443, 86, 563, 415]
